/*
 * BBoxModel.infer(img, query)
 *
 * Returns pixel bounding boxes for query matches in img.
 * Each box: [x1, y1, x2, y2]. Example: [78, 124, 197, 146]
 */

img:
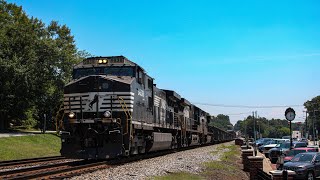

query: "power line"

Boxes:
[193, 102, 303, 108]
[225, 112, 253, 116]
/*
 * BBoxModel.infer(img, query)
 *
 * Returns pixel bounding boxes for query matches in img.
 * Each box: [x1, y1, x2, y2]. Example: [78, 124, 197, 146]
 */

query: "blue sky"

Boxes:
[9, 0, 320, 124]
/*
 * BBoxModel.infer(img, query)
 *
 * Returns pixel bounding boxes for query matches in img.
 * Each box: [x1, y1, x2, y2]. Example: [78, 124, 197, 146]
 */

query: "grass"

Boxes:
[153, 172, 203, 180]
[202, 144, 245, 179]
[204, 144, 239, 171]
[220, 144, 238, 161]
[0, 134, 61, 161]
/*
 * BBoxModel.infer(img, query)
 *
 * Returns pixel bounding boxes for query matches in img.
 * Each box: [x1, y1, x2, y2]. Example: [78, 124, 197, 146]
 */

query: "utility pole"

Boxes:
[253, 111, 256, 142]
[305, 111, 308, 139]
[314, 109, 319, 145]
[244, 118, 247, 137]
[258, 122, 261, 139]
[256, 112, 259, 138]
[43, 114, 47, 134]
[313, 109, 316, 145]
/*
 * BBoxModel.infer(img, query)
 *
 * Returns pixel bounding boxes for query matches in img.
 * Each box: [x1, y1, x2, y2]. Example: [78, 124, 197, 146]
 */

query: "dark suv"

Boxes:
[283, 152, 320, 180]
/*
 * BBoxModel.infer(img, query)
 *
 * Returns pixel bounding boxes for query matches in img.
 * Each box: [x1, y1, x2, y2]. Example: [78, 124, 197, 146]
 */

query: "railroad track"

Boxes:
[0, 149, 189, 179]
[0, 160, 109, 180]
[0, 156, 67, 170]
[0, 141, 232, 179]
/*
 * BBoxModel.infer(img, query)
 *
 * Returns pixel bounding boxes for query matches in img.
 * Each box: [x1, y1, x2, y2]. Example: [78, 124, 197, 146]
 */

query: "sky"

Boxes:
[8, 0, 320, 125]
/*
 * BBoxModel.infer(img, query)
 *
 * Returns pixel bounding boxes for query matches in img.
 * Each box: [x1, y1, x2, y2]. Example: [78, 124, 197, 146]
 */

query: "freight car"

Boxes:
[60, 56, 234, 159]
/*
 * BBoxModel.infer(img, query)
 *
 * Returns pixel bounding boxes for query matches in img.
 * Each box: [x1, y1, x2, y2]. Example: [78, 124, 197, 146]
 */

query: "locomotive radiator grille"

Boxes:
[64, 92, 134, 113]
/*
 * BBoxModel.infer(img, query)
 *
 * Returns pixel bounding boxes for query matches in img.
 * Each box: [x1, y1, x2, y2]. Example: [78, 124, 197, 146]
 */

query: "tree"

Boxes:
[0, 0, 86, 129]
[209, 114, 233, 131]
[304, 96, 320, 138]
[233, 115, 299, 138]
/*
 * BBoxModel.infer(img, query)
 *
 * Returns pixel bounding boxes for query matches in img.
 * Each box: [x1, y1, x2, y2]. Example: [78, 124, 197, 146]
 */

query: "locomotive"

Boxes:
[60, 56, 234, 159]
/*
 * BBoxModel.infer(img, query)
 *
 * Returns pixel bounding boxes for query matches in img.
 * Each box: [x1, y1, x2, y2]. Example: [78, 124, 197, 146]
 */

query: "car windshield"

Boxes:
[276, 143, 290, 148]
[291, 153, 315, 162]
[266, 140, 276, 145]
[287, 150, 306, 156]
[263, 139, 272, 142]
[295, 143, 307, 148]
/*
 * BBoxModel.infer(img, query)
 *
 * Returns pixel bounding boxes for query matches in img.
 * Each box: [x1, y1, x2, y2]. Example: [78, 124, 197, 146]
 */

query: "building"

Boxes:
[292, 130, 301, 139]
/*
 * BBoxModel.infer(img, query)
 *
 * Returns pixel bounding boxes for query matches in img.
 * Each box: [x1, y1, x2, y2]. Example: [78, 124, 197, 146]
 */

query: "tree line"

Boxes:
[234, 95, 320, 139]
[0, 0, 90, 130]
[1, 0, 317, 133]
[0, 0, 235, 131]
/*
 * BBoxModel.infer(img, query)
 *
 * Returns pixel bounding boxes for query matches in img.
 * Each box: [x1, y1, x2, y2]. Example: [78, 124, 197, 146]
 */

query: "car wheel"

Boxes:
[307, 171, 314, 180]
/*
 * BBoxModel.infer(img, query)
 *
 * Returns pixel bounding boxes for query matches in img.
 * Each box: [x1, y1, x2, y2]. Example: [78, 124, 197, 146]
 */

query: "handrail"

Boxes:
[118, 96, 132, 136]
[55, 103, 65, 133]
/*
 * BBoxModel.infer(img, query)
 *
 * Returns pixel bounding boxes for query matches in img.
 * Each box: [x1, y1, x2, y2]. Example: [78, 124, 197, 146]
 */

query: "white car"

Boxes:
[263, 139, 289, 157]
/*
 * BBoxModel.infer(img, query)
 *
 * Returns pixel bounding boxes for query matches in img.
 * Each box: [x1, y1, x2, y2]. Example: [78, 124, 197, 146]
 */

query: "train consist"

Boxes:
[60, 56, 234, 159]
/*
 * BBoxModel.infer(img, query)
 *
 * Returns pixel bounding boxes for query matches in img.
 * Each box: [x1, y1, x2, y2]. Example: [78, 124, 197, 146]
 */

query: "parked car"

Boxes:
[284, 147, 317, 163]
[263, 139, 289, 158]
[282, 136, 290, 139]
[308, 145, 319, 152]
[269, 142, 291, 163]
[283, 152, 320, 180]
[255, 138, 273, 147]
[300, 138, 309, 145]
[293, 141, 308, 148]
[269, 142, 308, 163]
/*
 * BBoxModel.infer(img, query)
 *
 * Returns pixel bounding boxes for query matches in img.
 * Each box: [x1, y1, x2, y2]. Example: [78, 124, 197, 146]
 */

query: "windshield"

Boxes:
[263, 139, 272, 142]
[287, 150, 306, 156]
[295, 143, 307, 148]
[104, 67, 134, 76]
[266, 140, 276, 145]
[291, 153, 315, 162]
[276, 143, 290, 148]
[73, 67, 134, 79]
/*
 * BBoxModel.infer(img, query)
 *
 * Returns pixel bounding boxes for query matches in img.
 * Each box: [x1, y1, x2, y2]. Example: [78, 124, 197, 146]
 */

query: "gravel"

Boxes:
[71, 141, 232, 180]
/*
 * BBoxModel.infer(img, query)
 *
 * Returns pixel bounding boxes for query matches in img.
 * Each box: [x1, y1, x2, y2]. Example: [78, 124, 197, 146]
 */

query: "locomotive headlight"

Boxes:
[68, 112, 75, 118]
[102, 59, 107, 63]
[98, 59, 103, 63]
[103, 111, 111, 118]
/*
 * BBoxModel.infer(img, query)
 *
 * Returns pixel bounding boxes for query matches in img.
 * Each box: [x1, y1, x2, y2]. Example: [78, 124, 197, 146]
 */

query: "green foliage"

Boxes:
[209, 114, 233, 131]
[0, 134, 61, 160]
[21, 107, 38, 129]
[153, 172, 202, 180]
[203, 144, 244, 179]
[0, 0, 88, 129]
[235, 115, 302, 138]
[153, 144, 241, 180]
[304, 96, 320, 137]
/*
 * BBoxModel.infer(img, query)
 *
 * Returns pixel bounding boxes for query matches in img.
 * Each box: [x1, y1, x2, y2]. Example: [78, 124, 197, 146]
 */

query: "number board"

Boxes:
[108, 57, 125, 64]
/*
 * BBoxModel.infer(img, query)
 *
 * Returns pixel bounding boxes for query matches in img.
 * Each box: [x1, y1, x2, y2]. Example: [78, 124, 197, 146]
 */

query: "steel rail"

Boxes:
[0, 156, 65, 168]
[6, 160, 109, 180]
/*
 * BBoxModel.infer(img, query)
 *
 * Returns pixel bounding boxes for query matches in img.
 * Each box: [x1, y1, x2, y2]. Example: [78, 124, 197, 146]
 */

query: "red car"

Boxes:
[284, 147, 317, 163]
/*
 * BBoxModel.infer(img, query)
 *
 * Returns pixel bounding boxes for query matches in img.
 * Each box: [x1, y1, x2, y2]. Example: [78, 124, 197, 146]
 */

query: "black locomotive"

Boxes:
[60, 56, 234, 159]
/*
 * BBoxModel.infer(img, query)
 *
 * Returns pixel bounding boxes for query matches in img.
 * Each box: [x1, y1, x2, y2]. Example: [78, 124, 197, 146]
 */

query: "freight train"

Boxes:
[60, 56, 234, 159]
